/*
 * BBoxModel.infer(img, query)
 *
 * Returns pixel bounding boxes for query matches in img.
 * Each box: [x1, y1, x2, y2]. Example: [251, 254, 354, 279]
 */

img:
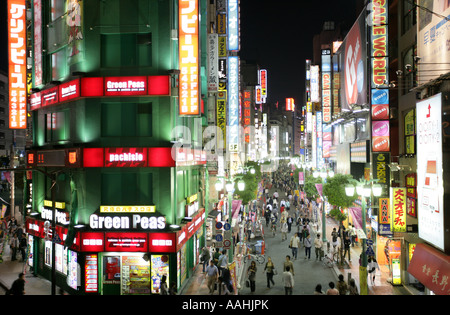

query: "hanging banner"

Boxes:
[227, 56, 239, 152]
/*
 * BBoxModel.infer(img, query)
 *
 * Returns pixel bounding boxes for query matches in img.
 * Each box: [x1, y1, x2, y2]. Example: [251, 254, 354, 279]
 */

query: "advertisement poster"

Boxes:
[391, 188, 407, 232]
[336, 11, 367, 111]
[416, 93, 444, 251]
[121, 256, 151, 295]
[151, 255, 170, 294]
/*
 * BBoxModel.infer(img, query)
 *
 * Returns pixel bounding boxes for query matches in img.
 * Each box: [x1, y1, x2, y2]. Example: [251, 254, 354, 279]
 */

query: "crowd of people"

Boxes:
[244, 164, 362, 295]
[0, 217, 27, 263]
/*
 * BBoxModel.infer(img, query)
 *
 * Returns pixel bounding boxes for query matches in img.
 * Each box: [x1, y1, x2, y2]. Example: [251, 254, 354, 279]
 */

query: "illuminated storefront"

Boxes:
[25, 208, 205, 295]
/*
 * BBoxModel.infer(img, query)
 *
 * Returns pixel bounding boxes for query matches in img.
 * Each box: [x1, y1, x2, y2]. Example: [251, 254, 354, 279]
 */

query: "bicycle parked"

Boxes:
[244, 244, 265, 264]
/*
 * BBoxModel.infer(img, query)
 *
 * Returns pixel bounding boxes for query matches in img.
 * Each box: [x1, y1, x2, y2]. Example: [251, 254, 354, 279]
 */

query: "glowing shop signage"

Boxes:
[321, 72, 331, 123]
[227, 0, 239, 51]
[105, 76, 147, 96]
[228, 56, 239, 152]
[59, 79, 80, 101]
[8, 0, 27, 129]
[179, 0, 200, 115]
[89, 214, 166, 231]
[105, 148, 147, 167]
[391, 188, 406, 233]
[100, 205, 156, 213]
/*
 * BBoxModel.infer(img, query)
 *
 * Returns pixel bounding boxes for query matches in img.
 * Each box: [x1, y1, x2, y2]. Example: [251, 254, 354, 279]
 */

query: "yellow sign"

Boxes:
[187, 194, 198, 204]
[100, 205, 156, 213]
[359, 266, 368, 295]
[44, 200, 66, 209]
[391, 188, 406, 232]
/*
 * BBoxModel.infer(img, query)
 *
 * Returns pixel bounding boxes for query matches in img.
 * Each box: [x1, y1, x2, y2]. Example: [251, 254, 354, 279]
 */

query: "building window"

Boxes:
[101, 102, 152, 137]
[100, 33, 152, 68]
[101, 172, 153, 205]
[45, 111, 69, 143]
[401, 45, 417, 95]
[402, 0, 417, 34]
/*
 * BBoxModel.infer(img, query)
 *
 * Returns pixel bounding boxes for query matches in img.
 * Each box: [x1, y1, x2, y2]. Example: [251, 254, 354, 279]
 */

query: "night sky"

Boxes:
[0, 1, 359, 106]
[239, 0, 360, 106]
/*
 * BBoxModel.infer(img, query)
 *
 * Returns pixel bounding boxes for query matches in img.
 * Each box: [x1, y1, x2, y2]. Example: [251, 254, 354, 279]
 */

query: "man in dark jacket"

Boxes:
[10, 273, 25, 295]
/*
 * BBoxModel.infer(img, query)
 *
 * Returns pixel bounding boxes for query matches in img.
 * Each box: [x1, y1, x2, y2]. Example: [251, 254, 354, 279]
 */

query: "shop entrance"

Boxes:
[99, 253, 169, 295]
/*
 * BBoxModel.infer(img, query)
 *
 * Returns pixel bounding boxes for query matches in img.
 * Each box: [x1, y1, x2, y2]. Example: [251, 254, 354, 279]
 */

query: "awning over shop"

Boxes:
[407, 243, 450, 295]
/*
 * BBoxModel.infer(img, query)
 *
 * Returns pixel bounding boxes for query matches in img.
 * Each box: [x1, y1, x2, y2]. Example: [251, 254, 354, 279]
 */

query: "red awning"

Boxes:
[408, 243, 450, 295]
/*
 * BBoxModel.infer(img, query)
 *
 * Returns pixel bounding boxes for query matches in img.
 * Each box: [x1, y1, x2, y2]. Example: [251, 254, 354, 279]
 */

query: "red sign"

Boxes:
[105, 76, 147, 96]
[81, 77, 104, 97]
[81, 232, 105, 252]
[104, 232, 148, 252]
[41, 86, 59, 107]
[408, 244, 450, 295]
[105, 147, 147, 167]
[59, 78, 80, 102]
[148, 233, 177, 252]
[30, 92, 42, 111]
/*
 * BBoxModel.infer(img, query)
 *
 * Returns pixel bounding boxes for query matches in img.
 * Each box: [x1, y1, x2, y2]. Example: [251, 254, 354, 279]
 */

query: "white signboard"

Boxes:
[417, 1, 450, 85]
[207, 34, 218, 92]
[416, 93, 444, 251]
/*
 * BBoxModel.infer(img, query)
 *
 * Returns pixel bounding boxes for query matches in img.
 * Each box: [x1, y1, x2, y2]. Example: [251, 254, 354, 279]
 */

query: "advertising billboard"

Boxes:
[8, 0, 27, 129]
[336, 11, 367, 111]
[179, 0, 200, 116]
[416, 93, 445, 251]
[227, 0, 239, 51]
[227, 56, 239, 152]
[417, 0, 450, 85]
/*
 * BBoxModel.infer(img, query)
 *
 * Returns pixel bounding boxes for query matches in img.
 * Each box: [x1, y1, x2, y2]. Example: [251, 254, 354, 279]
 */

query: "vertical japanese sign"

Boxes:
[8, 0, 27, 129]
[179, 0, 200, 116]
[391, 188, 406, 233]
[207, 34, 219, 92]
[243, 90, 251, 143]
[285, 98, 295, 111]
[259, 69, 267, 102]
[227, 56, 239, 152]
[416, 93, 444, 251]
[310, 65, 320, 103]
[217, 92, 227, 150]
[227, 0, 239, 51]
[34, 0, 43, 87]
[322, 72, 331, 123]
[370, 0, 390, 152]
[379, 197, 390, 224]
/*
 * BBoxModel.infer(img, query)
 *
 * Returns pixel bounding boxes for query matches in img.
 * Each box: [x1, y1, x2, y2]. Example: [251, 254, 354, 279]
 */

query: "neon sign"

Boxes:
[179, 0, 200, 116]
[89, 214, 166, 230]
[8, 0, 27, 129]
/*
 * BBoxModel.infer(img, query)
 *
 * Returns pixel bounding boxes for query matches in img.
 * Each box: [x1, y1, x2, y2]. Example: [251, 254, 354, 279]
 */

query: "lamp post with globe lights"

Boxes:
[345, 179, 382, 295]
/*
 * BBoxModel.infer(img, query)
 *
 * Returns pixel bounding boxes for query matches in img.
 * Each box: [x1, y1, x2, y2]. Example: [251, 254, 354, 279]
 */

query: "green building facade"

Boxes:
[26, 0, 209, 295]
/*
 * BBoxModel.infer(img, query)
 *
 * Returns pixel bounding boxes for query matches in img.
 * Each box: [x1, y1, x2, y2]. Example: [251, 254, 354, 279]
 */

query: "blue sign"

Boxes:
[223, 223, 231, 231]
[215, 234, 223, 242]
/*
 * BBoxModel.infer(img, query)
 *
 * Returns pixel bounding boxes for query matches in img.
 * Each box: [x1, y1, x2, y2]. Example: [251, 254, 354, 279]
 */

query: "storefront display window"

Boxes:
[121, 256, 151, 295]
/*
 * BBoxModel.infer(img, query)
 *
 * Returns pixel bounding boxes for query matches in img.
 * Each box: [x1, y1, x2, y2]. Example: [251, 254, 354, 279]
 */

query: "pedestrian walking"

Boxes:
[282, 266, 294, 295]
[336, 274, 348, 295]
[200, 246, 211, 273]
[280, 219, 288, 241]
[9, 233, 19, 261]
[326, 282, 339, 295]
[348, 278, 359, 295]
[349, 224, 357, 247]
[286, 215, 293, 233]
[264, 257, 276, 289]
[8, 273, 25, 295]
[343, 235, 351, 262]
[218, 249, 228, 275]
[205, 260, 219, 295]
[314, 233, 323, 261]
[303, 233, 312, 259]
[246, 261, 257, 293]
[368, 256, 380, 285]
[331, 228, 339, 252]
[289, 233, 300, 260]
[283, 255, 295, 276]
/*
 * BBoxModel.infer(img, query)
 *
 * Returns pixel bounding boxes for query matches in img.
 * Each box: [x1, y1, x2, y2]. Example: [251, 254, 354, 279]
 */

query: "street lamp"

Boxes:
[237, 179, 245, 191]
[345, 179, 382, 295]
[225, 180, 234, 193]
[215, 179, 223, 192]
